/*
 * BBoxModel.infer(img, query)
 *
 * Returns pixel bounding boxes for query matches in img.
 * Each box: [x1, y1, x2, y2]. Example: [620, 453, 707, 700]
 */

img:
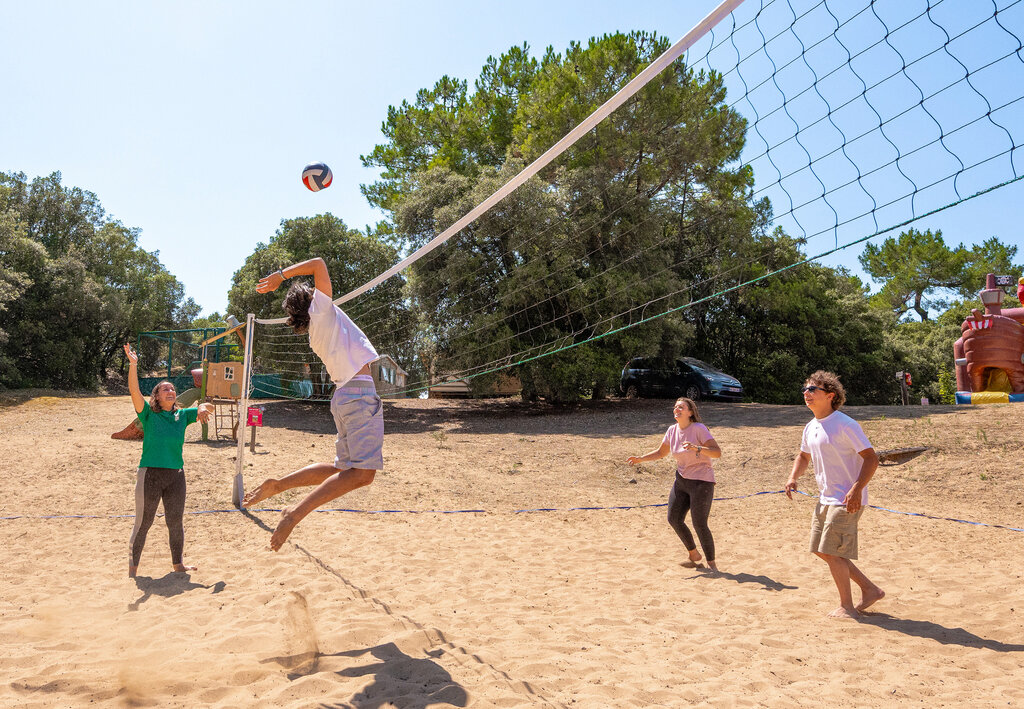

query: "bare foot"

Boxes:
[856, 587, 885, 612]
[172, 563, 198, 573]
[827, 606, 860, 619]
[270, 508, 299, 551]
[681, 549, 703, 568]
[706, 560, 719, 572]
[128, 564, 137, 579]
[242, 479, 281, 507]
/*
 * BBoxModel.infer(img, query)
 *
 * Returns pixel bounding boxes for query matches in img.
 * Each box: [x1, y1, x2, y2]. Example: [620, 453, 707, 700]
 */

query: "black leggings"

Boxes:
[667, 476, 715, 561]
[129, 467, 187, 567]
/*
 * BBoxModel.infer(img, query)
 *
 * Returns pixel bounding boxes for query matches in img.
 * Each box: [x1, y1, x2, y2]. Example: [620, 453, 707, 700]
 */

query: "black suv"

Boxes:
[620, 356, 744, 401]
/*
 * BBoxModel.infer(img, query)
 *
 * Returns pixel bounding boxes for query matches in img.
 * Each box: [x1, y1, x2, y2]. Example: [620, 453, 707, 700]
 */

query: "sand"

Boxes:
[1, 392, 1022, 708]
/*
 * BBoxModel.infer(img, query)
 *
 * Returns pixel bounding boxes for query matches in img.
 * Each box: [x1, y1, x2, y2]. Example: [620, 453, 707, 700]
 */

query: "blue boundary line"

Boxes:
[790, 490, 1024, 532]
[3, 489, 1021, 531]
[514, 488, 782, 512]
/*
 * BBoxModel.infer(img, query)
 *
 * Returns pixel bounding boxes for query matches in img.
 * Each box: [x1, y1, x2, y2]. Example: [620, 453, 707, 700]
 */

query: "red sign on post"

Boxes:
[247, 407, 263, 426]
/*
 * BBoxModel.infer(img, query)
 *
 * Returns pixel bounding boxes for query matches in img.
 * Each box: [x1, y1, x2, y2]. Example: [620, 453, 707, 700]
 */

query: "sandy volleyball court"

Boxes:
[1, 392, 1022, 707]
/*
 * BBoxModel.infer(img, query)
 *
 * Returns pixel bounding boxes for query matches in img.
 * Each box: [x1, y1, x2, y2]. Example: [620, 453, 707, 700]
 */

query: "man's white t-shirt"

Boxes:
[800, 410, 873, 506]
[307, 289, 378, 386]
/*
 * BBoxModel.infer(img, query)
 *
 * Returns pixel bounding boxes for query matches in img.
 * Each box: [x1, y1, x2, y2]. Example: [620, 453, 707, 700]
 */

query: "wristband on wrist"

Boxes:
[278, 269, 286, 280]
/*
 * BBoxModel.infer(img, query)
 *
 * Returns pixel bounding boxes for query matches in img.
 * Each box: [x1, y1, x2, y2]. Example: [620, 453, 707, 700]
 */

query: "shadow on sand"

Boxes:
[861, 613, 1024, 651]
[129, 573, 225, 611]
[698, 569, 799, 591]
[262, 642, 468, 709]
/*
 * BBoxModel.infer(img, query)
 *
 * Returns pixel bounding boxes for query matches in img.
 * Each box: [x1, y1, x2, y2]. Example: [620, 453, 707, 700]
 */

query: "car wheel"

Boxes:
[626, 385, 639, 399]
[685, 385, 701, 401]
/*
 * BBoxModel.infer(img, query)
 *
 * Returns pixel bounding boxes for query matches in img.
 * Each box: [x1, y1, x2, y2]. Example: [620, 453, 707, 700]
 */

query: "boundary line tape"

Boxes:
[3, 489, 1021, 531]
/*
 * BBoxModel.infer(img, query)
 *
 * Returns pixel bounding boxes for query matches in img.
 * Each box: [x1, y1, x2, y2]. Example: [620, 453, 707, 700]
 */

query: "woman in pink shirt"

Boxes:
[628, 397, 722, 571]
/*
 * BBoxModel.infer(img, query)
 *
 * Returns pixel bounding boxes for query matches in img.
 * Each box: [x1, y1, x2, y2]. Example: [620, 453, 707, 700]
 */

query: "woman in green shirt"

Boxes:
[124, 343, 213, 578]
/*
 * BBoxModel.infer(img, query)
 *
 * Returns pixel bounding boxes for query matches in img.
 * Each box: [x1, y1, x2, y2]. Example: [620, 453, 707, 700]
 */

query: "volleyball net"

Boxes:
[240, 0, 1022, 409]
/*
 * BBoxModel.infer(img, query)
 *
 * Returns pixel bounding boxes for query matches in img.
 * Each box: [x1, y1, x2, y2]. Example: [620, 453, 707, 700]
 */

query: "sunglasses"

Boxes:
[801, 385, 825, 393]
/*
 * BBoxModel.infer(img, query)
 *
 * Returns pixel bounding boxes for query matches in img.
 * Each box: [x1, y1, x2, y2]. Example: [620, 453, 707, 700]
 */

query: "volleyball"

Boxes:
[302, 162, 333, 192]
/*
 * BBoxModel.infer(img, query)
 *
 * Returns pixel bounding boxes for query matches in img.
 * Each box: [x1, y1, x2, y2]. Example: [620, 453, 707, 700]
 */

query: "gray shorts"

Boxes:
[809, 501, 863, 560]
[330, 381, 384, 471]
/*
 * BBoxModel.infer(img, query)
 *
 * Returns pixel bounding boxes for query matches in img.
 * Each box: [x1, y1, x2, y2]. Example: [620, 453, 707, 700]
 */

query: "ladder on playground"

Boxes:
[210, 398, 238, 441]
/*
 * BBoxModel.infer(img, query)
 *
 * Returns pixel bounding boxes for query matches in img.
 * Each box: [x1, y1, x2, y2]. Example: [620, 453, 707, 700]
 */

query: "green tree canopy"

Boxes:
[859, 228, 1021, 321]
[0, 171, 198, 389]
[361, 31, 888, 402]
[361, 43, 540, 217]
[685, 244, 899, 405]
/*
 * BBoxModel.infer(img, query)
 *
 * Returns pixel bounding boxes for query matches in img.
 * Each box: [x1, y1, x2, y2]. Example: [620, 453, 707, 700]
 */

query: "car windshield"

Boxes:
[680, 357, 725, 376]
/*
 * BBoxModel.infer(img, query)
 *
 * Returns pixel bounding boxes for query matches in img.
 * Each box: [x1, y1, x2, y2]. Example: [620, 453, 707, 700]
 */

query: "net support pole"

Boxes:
[232, 313, 256, 508]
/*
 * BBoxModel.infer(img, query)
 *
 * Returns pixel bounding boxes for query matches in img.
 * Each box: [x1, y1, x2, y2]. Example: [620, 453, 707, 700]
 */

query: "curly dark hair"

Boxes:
[283, 282, 313, 334]
[805, 370, 846, 410]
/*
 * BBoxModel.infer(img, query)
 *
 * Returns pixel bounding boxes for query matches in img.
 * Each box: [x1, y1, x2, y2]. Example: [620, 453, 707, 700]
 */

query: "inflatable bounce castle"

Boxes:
[953, 274, 1024, 404]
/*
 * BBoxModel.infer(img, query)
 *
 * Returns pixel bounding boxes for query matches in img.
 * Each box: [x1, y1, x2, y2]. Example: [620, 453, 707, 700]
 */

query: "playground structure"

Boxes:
[954, 274, 1024, 404]
[112, 320, 247, 442]
[134, 323, 240, 393]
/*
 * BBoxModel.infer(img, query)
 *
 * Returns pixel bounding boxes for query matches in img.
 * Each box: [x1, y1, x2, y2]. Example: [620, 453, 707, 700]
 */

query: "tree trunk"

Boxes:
[913, 291, 930, 321]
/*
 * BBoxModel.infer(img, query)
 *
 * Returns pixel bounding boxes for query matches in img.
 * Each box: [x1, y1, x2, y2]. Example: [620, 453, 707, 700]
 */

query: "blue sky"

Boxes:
[3, 0, 1021, 317]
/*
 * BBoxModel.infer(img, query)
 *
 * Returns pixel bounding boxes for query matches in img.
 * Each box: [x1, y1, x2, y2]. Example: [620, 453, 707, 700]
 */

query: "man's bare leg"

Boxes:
[129, 563, 137, 579]
[849, 560, 885, 611]
[243, 462, 340, 507]
[270, 468, 375, 551]
[815, 552, 859, 619]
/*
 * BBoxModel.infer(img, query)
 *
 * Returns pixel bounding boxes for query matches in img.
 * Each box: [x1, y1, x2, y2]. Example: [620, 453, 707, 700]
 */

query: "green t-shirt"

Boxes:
[138, 401, 199, 469]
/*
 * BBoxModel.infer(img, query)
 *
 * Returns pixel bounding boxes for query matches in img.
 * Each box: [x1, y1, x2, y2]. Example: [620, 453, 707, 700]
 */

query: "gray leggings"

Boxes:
[129, 467, 186, 567]
[667, 476, 715, 561]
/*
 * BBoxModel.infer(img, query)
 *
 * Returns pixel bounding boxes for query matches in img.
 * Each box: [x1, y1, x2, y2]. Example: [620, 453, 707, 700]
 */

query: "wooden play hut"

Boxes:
[204, 361, 243, 440]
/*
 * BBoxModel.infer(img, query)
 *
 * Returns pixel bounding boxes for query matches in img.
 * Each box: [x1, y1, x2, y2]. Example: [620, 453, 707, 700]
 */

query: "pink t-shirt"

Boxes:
[662, 422, 716, 482]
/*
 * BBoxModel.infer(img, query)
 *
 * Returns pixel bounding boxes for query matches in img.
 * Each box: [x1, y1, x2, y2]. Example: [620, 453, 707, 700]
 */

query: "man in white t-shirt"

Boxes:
[785, 370, 885, 619]
[242, 257, 383, 551]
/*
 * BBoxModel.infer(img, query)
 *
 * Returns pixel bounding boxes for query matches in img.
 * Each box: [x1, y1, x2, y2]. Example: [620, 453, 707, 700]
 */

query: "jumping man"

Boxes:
[242, 257, 383, 551]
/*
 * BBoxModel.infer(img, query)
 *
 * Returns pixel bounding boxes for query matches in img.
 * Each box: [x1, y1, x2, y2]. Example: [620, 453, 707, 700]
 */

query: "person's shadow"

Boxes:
[129, 573, 226, 611]
[693, 568, 798, 592]
[335, 642, 467, 709]
[264, 642, 468, 709]
[860, 613, 1024, 651]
